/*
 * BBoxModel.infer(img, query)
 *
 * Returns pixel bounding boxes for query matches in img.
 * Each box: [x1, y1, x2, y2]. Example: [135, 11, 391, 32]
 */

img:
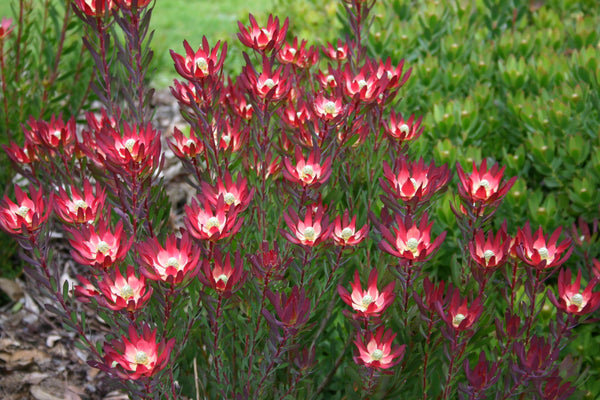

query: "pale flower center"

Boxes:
[205, 216, 221, 230]
[537, 247, 549, 260]
[288, 48, 296, 56]
[166, 257, 180, 269]
[185, 138, 195, 147]
[361, 294, 374, 308]
[399, 123, 410, 135]
[371, 349, 384, 361]
[196, 57, 208, 74]
[357, 79, 367, 89]
[326, 74, 335, 84]
[222, 135, 231, 145]
[406, 237, 419, 254]
[96, 241, 110, 254]
[216, 274, 229, 284]
[571, 293, 584, 308]
[478, 179, 490, 191]
[223, 192, 236, 205]
[74, 199, 88, 210]
[452, 313, 466, 327]
[483, 249, 495, 264]
[52, 130, 62, 139]
[323, 101, 337, 115]
[336, 46, 345, 54]
[303, 227, 316, 241]
[341, 227, 354, 241]
[300, 165, 315, 181]
[263, 78, 276, 89]
[135, 350, 149, 365]
[120, 284, 134, 299]
[124, 138, 136, 153]
[16, 205, 30, 217]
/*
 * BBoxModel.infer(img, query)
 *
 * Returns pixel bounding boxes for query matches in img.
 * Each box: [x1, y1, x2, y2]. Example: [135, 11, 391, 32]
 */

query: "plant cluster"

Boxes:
[1, 0, 599, 399]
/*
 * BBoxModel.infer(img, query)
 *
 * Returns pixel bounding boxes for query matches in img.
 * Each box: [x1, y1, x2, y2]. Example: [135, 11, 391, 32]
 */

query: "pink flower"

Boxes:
[54, 180, 106, 225]
[353, 327, 405, 370]
[379, 212, 446, 262]
[73, 0, 114, 17]
[516, 222, 572, 270]
[3, 141, 37, 165]
[282, 204, 331, 247]
[102, 324, 175, 380]
[241, 58, 291, 101]
[170, 38, 227, 81]
[321, 39, 349, 61]
[184, 195, 243, 242]
[23, 115, 76, 156]
[283, 147, 332, 188]
[168, 126, 204, 159]
[276, 37, 318, 68]
[456, 159, 516, 206]
[468, 226, 511, 269]
[0, 17, 14, 39]
[384, 111, 423, 142]
[200, 172, 254, 213]
[331, 210, 369, 246]
[380, 157, 451, 207]
[280, 99, 312, 128]
[96, 122, 161, 173]
[338, 268, 395, 318]
[375, 58, 411, 90]
[97, 265, 152, 312]
[68, 218, 132, 269]
[0, 185, 51, 235]
[137, 232, 201, 284]
[198, 251, 246, 297]
[341, 63, 383, 102]
[114, 0, 152, 9]
[548, 268, 600, 316]
[436, 289, 483, 331]
[313, 93, 345, 121]
[237, 13, 289, 52]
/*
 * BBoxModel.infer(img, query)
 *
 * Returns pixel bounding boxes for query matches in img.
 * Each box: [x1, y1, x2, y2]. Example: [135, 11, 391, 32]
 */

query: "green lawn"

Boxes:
[0, 0, 275, 87]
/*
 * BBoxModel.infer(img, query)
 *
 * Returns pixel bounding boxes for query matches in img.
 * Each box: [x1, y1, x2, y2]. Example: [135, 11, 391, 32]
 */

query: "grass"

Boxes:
[0, 0, 276, 88]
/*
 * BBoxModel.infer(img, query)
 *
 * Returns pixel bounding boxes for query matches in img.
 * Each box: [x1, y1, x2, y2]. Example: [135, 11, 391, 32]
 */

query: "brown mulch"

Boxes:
[0, 89, 193, 399]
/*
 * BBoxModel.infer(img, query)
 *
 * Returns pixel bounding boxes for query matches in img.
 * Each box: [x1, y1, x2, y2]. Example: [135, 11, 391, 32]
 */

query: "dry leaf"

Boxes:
[0, 278, 24, 301]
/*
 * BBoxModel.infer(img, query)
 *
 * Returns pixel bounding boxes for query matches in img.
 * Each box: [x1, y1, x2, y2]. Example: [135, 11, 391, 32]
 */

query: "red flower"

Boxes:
[282, 204, 331, 247]
[331, 210, 369, 246]
[513, 335, 555, 374]
[23, 115, 76, 157]
[137, 232, 201, 284]
[0, 17, 14, 39]
[516, 222, 572, 270]
[462, 351, 500, 394]
[114, 0, 152, 10]
[277, 37, 318, 68]
[468, 226, 511, 269]
[321, 39, 349, 61]
[68, 218, 132, 269]
[280, 98, 312, 128]
[313, 93, 345, 122]
[237, 13, 288, 52]
[199, 250, 246, 296]
[200, 172, 254, 213]
[353, 326, 405, 370]
[436, 289, 483, 331]
[170, 38, 227, 81]
[0, 185, 51, 235]
[263, 286, 311, 332]
[241, 58, 291, 101]
[379, 212, 446, 261]
[283, 147, 332, 188]
[549, 268, 600, 315]
[184, 195, 243, 242]
[384, 111, 423, 142]
[375, 58, 411, 90]
[103, 324, 175, 380]
[456, 159, 517, 206]
[380, 157, 451, 207]
[97, 265, 152, 312]
[74, 275, 100, 303]
[338, 268, 395, 318]
[54, 180, 106, 225]
[414, 277, 452, 315]
[73, 0, 114, 16]
[3, 141, 37, 165]
[316, 67, 339, 90]
[170, 80, 204, 108]
[168, 126, 204, 159]
[341, 63, 383, 102]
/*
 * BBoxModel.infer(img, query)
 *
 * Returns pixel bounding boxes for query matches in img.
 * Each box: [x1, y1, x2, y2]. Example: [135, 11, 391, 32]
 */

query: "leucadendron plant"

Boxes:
[1, 0, 599, 398]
